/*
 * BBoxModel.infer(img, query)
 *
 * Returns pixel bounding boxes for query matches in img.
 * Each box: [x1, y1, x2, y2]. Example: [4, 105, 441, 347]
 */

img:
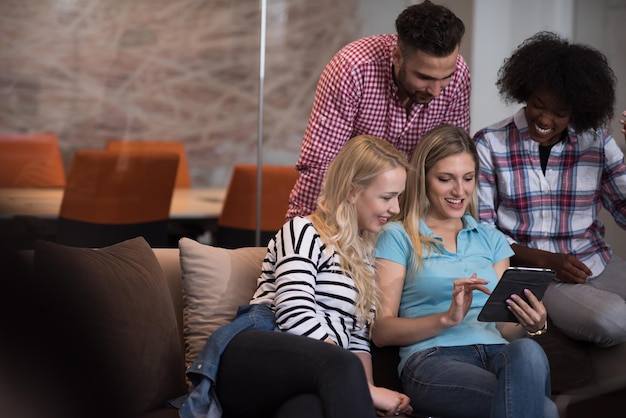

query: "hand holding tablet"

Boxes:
[477, 267, 556, 323]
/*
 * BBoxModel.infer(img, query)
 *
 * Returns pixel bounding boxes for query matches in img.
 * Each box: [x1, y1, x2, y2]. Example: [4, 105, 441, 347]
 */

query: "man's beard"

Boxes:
[396, 65, 433, 105]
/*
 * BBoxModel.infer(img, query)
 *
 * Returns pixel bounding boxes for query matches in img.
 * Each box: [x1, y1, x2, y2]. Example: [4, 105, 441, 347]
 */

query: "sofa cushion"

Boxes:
[33, 237, 186, 416]
[178, 237, 267, 368]
[534, 318, 594, 394]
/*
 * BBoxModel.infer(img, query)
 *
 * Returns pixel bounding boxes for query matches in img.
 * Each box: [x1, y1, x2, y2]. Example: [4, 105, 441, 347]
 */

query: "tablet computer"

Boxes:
[477, 266, 556, 323]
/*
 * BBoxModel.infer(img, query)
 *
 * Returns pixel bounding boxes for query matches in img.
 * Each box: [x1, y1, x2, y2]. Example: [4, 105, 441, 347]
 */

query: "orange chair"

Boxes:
[105, 139, 191, 188]
[214, 164, 298, 249]
[56, 150, 179, 248]
[0, 133, 66, 187]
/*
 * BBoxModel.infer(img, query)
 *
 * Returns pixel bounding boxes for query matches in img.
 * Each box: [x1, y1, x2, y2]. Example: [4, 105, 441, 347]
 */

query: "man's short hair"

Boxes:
[396, 0, 465, 57]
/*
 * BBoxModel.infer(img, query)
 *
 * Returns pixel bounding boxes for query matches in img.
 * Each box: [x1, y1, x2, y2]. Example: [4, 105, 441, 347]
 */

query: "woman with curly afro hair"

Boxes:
[473, 31, 626, 348]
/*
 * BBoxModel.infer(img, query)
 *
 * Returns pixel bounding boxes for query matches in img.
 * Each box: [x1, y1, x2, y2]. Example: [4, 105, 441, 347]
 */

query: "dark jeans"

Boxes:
[216, 329, 377, 418]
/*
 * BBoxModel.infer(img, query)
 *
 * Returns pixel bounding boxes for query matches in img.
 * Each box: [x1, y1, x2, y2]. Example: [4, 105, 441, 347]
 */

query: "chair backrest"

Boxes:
[0, 133, 66, 187]
[215, 164, 298, 248]
[106, 139, 191, 188]
[57, 150, 179, 248]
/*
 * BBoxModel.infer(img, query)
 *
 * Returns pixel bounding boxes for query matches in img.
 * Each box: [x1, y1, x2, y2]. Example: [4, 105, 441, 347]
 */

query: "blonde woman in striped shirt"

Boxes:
[212, 135, 412, 418]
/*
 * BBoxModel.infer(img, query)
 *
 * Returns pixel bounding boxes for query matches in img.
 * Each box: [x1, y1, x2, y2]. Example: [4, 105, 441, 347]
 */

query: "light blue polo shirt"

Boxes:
[375, 215, 515, 372]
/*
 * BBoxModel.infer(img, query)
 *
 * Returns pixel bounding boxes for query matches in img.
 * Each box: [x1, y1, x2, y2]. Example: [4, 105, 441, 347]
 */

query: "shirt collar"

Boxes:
[418, 214, 478, 238]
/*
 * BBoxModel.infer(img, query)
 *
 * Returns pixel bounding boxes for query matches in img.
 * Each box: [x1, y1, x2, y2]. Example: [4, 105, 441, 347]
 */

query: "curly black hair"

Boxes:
[395, 0, 465, 58]
[496, 31, 616, 132]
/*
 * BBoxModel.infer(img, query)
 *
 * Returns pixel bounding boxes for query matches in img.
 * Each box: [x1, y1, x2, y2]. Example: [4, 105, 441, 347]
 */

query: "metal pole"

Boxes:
[256, 0, 267, 247]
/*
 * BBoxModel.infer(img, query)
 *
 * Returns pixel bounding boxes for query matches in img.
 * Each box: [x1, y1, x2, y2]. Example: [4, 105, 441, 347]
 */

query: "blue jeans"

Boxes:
[401, 339, 558, 418]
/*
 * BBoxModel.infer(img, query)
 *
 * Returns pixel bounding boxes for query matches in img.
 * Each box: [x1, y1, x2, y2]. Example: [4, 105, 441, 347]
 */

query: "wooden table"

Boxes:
[0, 187, 225, 220]
[0, 187, 226, 248]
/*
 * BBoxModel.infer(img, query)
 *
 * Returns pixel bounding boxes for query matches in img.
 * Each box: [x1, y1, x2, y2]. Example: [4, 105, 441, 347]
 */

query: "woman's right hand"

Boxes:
[446, 274, 490, 325]
[369, 385, 413, 417]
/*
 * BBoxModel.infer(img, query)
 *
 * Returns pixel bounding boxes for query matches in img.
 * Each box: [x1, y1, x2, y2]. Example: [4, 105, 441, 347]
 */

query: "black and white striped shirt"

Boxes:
[250, 216, 371, 353]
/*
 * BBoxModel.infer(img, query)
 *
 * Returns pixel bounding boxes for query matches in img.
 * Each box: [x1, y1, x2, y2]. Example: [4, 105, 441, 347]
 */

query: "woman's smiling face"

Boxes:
[524, 88, 571, 146]
[354, 166, 406, 234]
[425, 152, 476, 223]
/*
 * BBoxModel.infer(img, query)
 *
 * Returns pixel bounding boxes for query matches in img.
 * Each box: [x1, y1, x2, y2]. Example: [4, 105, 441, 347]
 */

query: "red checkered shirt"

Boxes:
[287, 34, 471, 219]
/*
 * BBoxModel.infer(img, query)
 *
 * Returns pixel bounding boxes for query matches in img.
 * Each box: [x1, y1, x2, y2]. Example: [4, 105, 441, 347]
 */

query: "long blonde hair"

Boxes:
[309, 135, 409, 324]
[399, 124, 479, 273]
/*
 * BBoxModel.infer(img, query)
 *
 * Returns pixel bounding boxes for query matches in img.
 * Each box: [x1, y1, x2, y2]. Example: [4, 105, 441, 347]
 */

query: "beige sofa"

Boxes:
[4, 236, 625, 418]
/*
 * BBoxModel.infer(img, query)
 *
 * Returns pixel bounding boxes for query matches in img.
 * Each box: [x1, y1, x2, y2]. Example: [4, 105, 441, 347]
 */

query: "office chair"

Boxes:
[214, 164, 299, 249]
[56, 150, 179, 248]
[105, 139, 191, 188]
[106, 139, 197, 244]
[0, 133, 66, 187]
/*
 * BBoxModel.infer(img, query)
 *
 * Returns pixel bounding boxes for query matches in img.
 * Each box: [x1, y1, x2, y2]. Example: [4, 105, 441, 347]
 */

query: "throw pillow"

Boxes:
[32, 237, 186, 417]
[178, 237, 266, 368]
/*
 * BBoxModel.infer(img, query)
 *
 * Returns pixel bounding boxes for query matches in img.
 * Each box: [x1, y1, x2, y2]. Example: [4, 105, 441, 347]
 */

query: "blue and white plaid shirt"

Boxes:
[473, 108, 626, 278]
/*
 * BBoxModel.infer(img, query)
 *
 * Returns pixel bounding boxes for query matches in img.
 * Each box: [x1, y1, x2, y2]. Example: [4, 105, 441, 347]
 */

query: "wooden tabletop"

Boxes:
[0, 187, 226, 220]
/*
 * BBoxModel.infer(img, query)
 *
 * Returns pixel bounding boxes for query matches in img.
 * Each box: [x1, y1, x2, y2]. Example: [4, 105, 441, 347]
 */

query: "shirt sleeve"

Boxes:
[474, 130, 498, 225]
[473, 129, 518, 245]
[441, 55, 471, 133]
[272, 218, 330, 341]
[483, 224, 515, 263]
[600, 132, 626, 229]
[374, 222, 413, 268]
[287, 52, 362, 220]
[348, 323, 371, 353]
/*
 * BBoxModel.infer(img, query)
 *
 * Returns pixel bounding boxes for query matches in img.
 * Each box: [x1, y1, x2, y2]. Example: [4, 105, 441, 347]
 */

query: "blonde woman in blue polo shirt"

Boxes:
[372, 125, 558, 418]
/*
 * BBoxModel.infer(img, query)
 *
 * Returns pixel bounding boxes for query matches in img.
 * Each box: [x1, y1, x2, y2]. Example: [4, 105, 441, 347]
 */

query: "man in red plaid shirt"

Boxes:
[287, 0, 471, 219]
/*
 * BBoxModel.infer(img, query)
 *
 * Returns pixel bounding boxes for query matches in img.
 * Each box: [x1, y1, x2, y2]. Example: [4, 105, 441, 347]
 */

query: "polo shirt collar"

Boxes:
[418, 214, 478, 239]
